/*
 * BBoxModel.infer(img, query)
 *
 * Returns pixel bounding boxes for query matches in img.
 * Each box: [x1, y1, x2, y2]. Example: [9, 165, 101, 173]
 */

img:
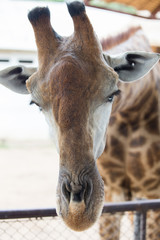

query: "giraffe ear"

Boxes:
[103, 51, 160, 82]
[0, 65, 36, 94]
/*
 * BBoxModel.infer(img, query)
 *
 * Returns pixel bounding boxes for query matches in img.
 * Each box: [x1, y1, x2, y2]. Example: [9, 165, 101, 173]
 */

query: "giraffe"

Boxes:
[98, 27, 160, 239]
[0, 1, 159, 233]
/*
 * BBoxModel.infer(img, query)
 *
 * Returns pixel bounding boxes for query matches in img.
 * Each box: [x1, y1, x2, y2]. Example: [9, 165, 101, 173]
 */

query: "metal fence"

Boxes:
[0, 199, 160, 240]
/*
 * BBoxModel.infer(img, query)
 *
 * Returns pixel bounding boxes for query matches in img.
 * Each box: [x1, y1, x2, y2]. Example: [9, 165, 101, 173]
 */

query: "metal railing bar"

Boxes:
[0, 208, 57, 220]
[102, 199, 160, 213]
[0, 199, 159, 220]
[134, 212, 141, 240]
[140, 211, 147, 240]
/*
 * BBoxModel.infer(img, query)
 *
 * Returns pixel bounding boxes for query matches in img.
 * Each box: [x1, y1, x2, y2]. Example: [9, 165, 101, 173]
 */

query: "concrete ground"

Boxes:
[0, 140, 59, 209]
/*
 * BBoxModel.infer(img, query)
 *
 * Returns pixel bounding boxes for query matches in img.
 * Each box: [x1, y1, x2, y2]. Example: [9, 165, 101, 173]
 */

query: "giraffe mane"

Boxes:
[101, 26, 142, 51]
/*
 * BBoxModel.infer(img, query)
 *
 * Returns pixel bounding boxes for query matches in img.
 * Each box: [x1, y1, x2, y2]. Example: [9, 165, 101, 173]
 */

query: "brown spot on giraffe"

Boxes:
[118, 122, 129, 137]
[147, 181, 159, 191]
[151, 142, 160, 158]
[147, 141, 160, 165]
[146, 116, 159, 134]
[143, 178, 157, 187]
[110, 136, 125, 161]
[130, 136, 147, 147]
[147, 148, 155, 167]
[154, 168, 160, 176]
[120, 111, 130, 118]
[130, 120, 140, 131]
[108, 170, 125, 183]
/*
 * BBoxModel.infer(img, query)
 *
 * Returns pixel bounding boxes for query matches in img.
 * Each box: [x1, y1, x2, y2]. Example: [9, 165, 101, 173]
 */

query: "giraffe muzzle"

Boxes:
[62, 179, 92, 205]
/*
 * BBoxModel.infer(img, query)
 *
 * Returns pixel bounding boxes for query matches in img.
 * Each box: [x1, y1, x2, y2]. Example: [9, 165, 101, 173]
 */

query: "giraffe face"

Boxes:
[26, 2, 119, 231]
[28, 59, 118, 159]
[27, 38, 118, 231]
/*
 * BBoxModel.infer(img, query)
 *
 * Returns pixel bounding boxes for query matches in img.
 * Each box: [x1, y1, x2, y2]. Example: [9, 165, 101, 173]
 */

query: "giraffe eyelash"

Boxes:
[113, 89, 121, 96]
[30, 100, 42, 111]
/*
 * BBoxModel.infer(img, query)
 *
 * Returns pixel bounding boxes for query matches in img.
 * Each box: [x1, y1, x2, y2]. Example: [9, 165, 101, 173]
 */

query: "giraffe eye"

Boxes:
[107, 95, 114, 103]
[107, 90, 121, 103]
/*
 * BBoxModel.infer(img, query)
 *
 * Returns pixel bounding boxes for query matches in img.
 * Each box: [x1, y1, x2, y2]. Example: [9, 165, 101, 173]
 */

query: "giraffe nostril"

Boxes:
[62, 179, 93, 204]
[62, 180, 86, 203]
[73, 192, 82, 202]
[72, 188, 85, 202]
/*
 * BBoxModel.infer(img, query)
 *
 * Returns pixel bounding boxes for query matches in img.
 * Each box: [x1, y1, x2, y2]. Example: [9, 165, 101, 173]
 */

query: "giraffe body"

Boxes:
[98, 27, 160, 240]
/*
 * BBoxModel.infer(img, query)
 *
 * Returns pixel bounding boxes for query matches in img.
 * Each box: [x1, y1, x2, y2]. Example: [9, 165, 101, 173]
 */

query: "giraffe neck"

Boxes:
[112, 68, 159, 114]
[98, 28, 160, 201]
[102, 27, 160, 127]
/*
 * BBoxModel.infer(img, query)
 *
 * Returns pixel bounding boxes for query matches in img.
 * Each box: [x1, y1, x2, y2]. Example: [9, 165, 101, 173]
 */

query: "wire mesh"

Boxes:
[0, 216, 100, 240]
[146, 209, 160, 240]
[99, 212, 134, 240]
[0, 200, 160, 240]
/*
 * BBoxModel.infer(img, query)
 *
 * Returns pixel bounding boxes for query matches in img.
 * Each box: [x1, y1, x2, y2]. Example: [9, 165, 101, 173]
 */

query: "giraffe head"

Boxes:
[0, 1, 159, 231]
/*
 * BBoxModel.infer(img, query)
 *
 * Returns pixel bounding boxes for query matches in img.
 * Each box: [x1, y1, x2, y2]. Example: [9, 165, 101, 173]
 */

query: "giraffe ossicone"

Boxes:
[0, 1, 159, 232]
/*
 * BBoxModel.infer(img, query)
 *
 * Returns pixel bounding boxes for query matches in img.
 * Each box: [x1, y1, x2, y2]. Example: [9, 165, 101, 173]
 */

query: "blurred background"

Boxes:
[0, 0, 159, 210]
